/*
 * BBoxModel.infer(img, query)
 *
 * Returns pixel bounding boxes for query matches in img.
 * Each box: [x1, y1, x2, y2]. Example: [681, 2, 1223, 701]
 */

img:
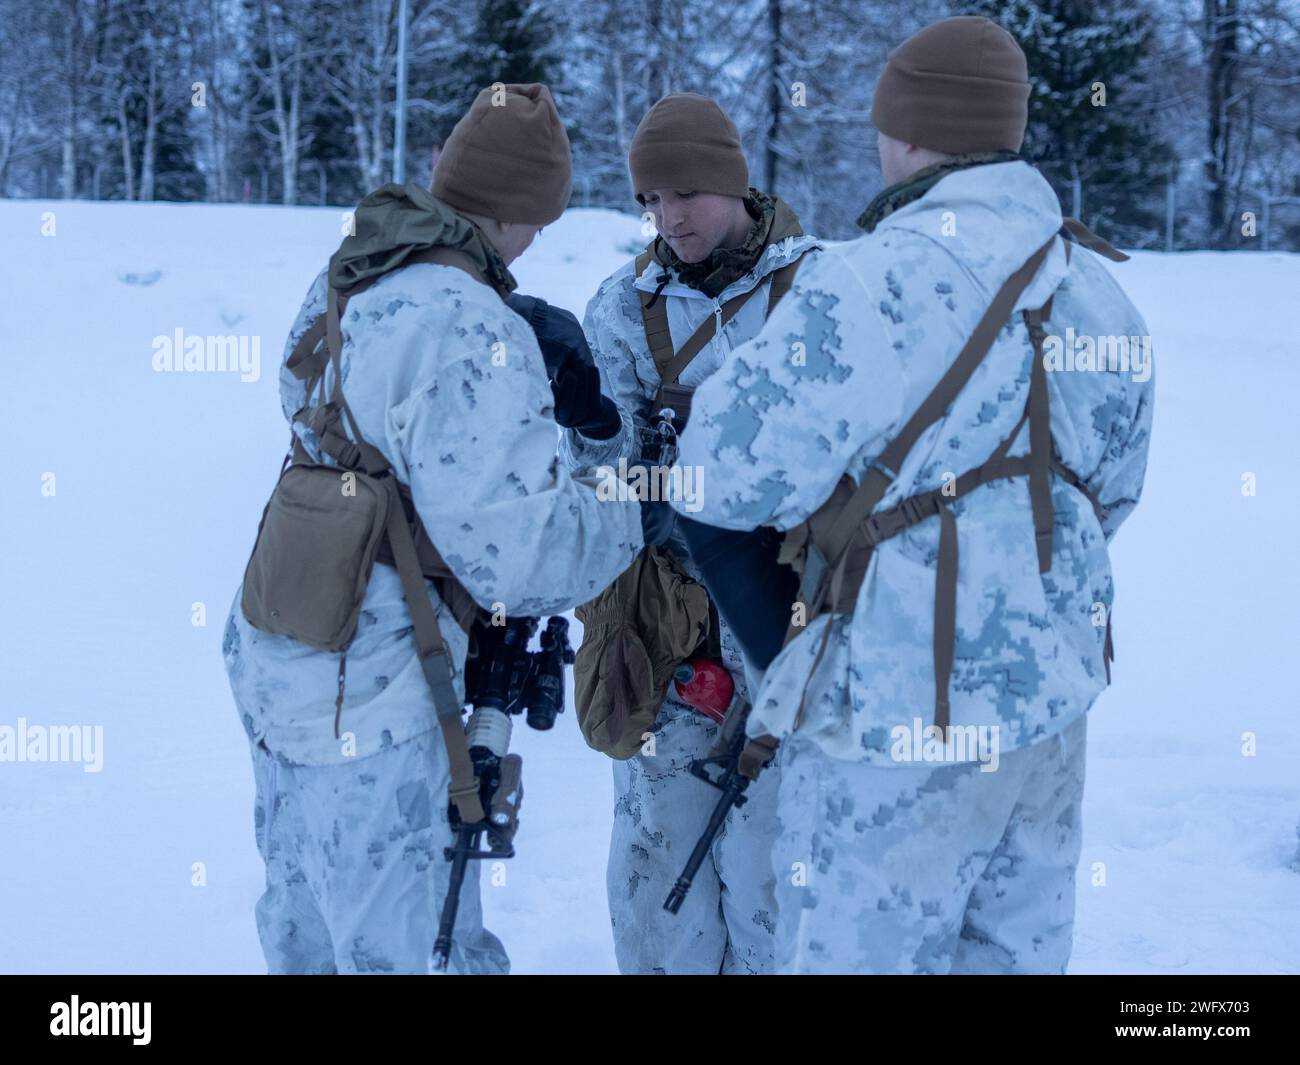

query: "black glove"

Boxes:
[506, 293, 621, 439]
[639, 498, 678, 547]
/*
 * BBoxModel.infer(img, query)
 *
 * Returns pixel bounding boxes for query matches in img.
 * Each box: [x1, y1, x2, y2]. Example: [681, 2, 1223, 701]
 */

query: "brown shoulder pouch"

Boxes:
[573, 547, 712, 760]
[241, 457, 395, 653]
[240, 287, 403, 655]
[240, 264, 496, 827]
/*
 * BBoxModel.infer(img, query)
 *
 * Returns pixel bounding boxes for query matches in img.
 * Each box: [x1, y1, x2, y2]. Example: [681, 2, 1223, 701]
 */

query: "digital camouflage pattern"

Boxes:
[608, 674, 781, 974]
[250, 729, 508, 974]
[560, 224, 821, 475]
[770, 714, 1087, 974]
[225, 261, 643, 768]
[673, 159, 1154, 765]
[564, 222, 820, 973]
[225, 259, 643, 975]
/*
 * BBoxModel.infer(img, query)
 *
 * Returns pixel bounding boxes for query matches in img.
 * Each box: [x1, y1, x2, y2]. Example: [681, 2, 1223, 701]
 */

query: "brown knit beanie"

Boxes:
[628, 94, 749, 204]
[870, 16, 1030, 155]
[432, 83, 572, 225]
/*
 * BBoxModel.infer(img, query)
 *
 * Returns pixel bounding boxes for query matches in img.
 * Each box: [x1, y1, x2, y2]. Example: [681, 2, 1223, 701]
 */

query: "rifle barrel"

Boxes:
[663, 774, 747, 914]
[432, 825, 477, 971]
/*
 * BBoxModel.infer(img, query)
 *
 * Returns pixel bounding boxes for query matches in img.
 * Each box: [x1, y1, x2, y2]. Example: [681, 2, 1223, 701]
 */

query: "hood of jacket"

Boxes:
[327, 182, 518, 297]
[877, 158, 1070, 317]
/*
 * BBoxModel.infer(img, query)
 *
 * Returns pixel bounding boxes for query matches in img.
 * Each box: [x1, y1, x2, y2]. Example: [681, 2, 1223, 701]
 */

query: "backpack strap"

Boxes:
[787, 235, 1057, 732]
[292, 280, 487, 825]
[289, 258, 497, 607]
[305, 291, 393, 476]
[765, 257, 802, 314]
[1025, 298, 1056, 573]
[286, 315, 329, 383]
[807, 236, 1058, 599]
[635, 250, 676, 377]
[787, 225, 1131, 736]
[381, 474, 485, 825]
[650, 252, 810, 386]
[656, 285, 765, 386]
[636, 248, 811, 424]
[1062, 217, 1130, 262]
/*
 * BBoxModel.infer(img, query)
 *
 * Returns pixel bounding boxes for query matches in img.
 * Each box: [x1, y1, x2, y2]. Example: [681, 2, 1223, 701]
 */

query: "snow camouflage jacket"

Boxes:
[224, 263, 643, 766]
[560, 226, 822, 474]
[560, 219, 820, 706]
[672, 160, 1155, 765]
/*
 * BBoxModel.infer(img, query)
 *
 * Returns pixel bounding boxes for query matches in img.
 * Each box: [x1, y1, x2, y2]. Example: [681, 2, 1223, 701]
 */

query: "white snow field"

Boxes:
[3, 197, 1297, 974]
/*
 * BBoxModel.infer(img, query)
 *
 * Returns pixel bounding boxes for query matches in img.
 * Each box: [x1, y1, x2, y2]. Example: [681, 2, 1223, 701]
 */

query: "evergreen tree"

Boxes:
[967, 0, 1175, 247]
[452, 0, 561, 115]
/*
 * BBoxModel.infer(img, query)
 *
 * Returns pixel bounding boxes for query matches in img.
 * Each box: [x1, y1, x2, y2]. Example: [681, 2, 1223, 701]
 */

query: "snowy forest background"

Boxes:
[0, 0, 1296, 249]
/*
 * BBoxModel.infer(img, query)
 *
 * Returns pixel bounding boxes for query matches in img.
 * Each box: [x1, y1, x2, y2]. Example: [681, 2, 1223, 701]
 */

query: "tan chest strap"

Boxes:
[634, 250, 807, 425]
[783, 219, 1124, 736]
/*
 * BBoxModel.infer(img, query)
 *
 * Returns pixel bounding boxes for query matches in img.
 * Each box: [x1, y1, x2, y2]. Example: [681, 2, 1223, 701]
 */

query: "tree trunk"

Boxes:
[207, 0, 229, 201]
[0, 80, 22, 194]
[646, 0, 666, 100]
[284, 33, 301, 205]
[140, 56, 157, 201]
[1203, 0, 1240, 247]
[764, 0, 782, 194]
[260, 0, 299, 206]
[118, 92, 136, 200]
[60, 3, 82, 198]
[611, 46, 628, 158]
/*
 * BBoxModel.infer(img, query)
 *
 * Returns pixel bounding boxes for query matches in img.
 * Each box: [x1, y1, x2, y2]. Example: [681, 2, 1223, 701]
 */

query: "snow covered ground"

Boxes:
[3, 197, 1297, 974]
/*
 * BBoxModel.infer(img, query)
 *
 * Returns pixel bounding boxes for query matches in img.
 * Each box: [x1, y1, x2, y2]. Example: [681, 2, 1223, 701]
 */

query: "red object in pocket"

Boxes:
[672, 658, 734, 725]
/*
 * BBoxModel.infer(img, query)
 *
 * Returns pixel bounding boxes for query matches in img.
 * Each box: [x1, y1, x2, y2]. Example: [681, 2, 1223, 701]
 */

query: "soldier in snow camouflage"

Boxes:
[670, 18, 1154, 973]
[224, 85, 642, 975]
[773, 716, 1088, 974]
[562, 94, 821, 973]
[248, 731, 508, 974]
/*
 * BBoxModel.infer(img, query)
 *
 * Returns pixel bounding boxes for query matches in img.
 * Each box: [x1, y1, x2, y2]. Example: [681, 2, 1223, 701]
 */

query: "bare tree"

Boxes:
[192, 0, 240, 201]
[0, 1, 48, 194]
[317, 0, 401, 193]
[1198, 0, 1299, 245]
[251, 0, 316, 204]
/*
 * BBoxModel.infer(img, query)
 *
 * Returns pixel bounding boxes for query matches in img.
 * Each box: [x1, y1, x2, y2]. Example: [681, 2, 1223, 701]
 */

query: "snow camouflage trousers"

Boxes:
[249, 729, 509, 975]
[771, 714, 1088, 974]
[608, 699, 781, 975]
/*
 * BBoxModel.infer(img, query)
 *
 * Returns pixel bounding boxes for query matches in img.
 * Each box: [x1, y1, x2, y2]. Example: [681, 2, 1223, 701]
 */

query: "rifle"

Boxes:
[431, 616, 572, 972]
[432, 750, 521, 972]
[663, 695, 771, 914]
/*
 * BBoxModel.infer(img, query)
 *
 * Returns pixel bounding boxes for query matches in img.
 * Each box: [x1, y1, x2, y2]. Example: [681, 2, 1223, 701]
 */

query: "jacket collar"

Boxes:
[632, 230, 820, 302]
[874, 159, 1069, 314]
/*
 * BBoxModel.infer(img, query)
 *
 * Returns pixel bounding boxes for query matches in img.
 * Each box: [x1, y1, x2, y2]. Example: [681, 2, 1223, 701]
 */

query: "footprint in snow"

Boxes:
[118, 269, 162, 286]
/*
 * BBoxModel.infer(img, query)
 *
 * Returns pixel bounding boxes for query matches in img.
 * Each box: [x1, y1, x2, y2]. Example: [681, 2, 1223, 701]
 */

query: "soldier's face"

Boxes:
[644, 189, 742, 263]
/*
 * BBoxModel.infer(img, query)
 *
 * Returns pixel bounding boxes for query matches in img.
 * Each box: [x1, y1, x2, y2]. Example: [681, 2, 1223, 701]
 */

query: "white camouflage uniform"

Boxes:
[672, 160, 1154, 973]
[224, 261, 642, 974]
[564, 227, 821, 973]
